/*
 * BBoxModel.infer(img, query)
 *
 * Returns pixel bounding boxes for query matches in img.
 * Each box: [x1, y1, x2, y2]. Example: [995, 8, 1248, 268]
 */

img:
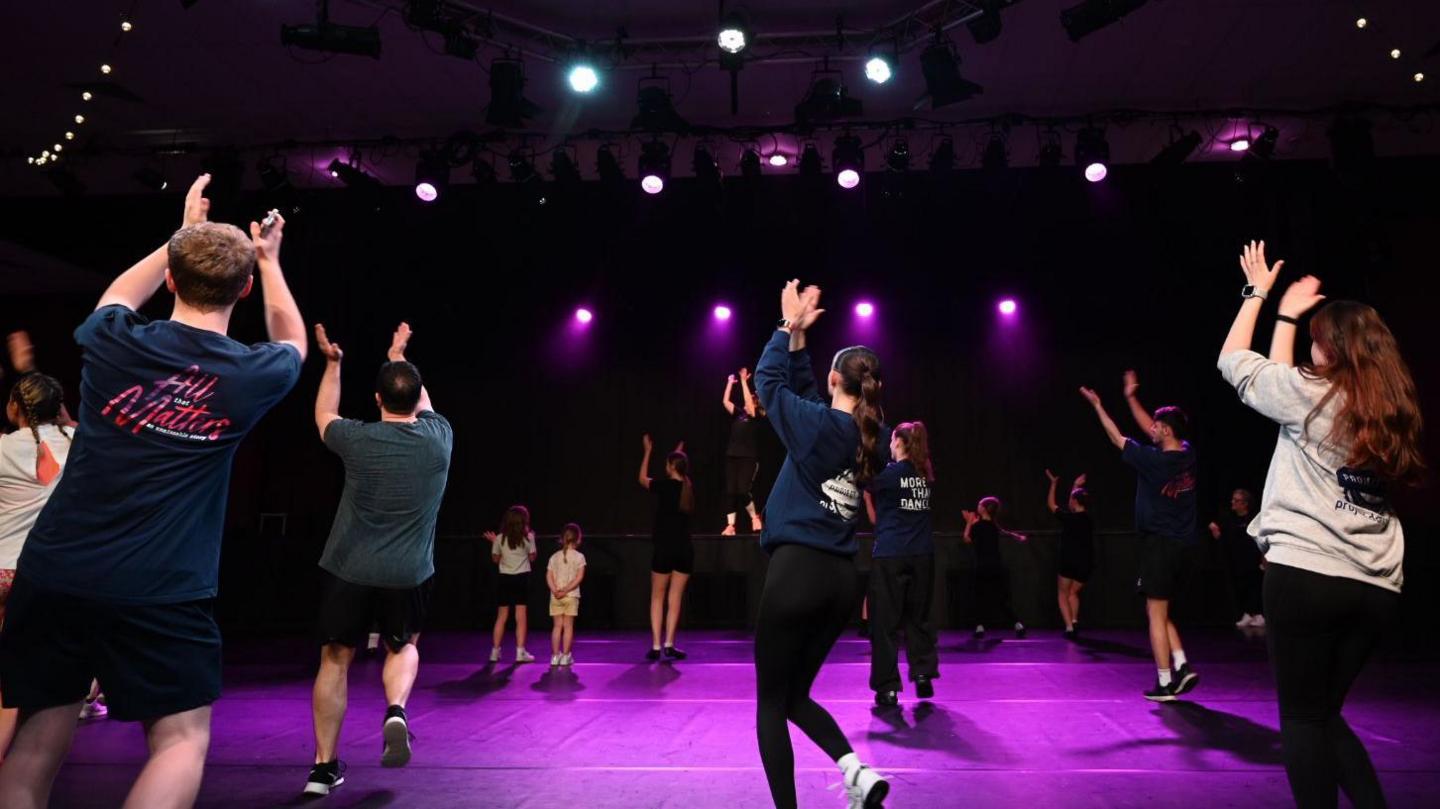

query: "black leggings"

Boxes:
[726, 456, 759, 514]
[755, 544, 858, 809]
[1265, 563, 1399, 809]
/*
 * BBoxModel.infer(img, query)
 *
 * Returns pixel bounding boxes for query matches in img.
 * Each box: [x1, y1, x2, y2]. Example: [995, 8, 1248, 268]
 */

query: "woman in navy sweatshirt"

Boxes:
[752, 280, 889, 809]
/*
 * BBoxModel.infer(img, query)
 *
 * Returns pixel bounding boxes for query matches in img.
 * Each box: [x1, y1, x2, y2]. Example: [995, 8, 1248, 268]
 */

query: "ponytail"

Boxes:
[667, 451, 695, 514]
[833, 346, 884, 486]
[895, 420, 934, 482]
[9, 373, 69, 451]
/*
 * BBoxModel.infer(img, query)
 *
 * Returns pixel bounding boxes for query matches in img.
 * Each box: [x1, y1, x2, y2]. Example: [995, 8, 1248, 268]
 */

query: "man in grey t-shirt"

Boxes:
[303, 323, 453, 797]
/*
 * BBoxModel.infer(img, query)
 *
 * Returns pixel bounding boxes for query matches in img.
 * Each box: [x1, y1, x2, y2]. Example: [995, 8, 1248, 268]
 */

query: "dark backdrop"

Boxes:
[2, 159, 1438, 638]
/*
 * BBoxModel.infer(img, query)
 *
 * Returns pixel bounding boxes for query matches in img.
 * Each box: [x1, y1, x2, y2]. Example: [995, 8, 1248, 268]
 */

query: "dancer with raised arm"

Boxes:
[1079, 369, 1198, 702]
[753, 280, 888, 809]
[1219, 240, 1422, 809]
[0, 175, 306, 809]
[721, 368, 764, 535]
[305, 323, 453, 796]
[639, 434, 695, 661]
[1047, 470, 1094, 639]
[961, 498, 1028, 639]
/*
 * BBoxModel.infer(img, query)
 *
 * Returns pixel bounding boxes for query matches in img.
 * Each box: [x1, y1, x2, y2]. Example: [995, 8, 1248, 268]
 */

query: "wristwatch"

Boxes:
[1241, 285, 1268, 301]
[776, 318, 792, 330]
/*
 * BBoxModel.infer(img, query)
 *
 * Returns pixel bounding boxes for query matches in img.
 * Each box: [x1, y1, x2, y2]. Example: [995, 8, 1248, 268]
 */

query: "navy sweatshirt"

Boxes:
[755, 329, 868, 557]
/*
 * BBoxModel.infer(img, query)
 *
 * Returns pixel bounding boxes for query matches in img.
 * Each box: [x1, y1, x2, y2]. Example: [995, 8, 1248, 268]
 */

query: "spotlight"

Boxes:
[833, 135, 864, 189]
[280, 11, 382, 58]
[596, 145, 624, 184]
[1229, 138, 1251, 152]
[1415, 72, 1426, 83]
[1355, 17, 1367, 30]
[638, 141, 670, 194]
[982, 133, 1008, 169]
[1151, 129, 1201, 166]
[567, 62, 599, 94]
[100, 64, 112, 75]
[692, 145, 721, 186]
[1060, 0, 1151, 42]
[865, 55, 893, 84]
[65, 131, 74, 140]
[74, 114, 85, 124]
[551, 148, 582, 185]
[885, 140, 910, 173]
[795, 72, 863, 127]
[713, 305, 732, 321]
[854, 302, 875, 318]
[1391, 48, 1401, 59]
[920, 40, 983, 108]
[929, 137, 956, 173]
[327, 158, 380, 189]
[798, 143, 823, 176]
[574, 308, 594, 324]
[486, 59, 541, 128]
[632, 78, 689, 132]
[1075, 127, 1109, 181]
[968, 0, 1013, 45]
[414, 150, 449, 202]
[133, 166, 168, 191]
[718, 12, 749, 54]
[82, 91, 93, 101]
[1038, 130, 1064, 167]
[740, 149, 762, 178]
[998, 298, 1018, 316]
[121, 20, 133, 32]
[768, 153, 788, 167]
[508, 151, 539, 183]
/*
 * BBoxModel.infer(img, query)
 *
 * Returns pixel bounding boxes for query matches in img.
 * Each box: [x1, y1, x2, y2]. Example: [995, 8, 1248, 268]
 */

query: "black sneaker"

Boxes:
[1144, 680, 1178, 703]
[1063, 628, 1077, 641]
[303, 760, 346, 796]
[874, 690, 898, 707]
[663, 645, 687, 661]
[1173, 663, 1199, 695]
[914, 676, 935, 699]
[381, 705, 412, 768]
[645, 648, 661, 661]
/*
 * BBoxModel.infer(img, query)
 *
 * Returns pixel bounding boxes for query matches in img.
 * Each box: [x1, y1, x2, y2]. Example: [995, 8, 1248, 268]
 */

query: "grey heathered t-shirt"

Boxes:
[1218, 350, 1403, 593]
[319, 411, 453, 588]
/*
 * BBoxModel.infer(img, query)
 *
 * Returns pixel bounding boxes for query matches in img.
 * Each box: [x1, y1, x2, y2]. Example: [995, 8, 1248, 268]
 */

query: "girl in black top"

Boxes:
[1046, 470, 1094, 640]
[721, 368, 765, 535]
[638, 434, 694, 661]
[962, 496, 1029, 638]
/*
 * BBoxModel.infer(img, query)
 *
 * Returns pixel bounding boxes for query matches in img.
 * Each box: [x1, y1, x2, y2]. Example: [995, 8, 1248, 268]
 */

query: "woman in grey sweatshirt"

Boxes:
[1218, 241, 1424, 809]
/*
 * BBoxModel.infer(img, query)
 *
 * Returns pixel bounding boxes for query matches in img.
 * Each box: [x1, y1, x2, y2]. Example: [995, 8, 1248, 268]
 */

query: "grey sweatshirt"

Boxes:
[1218, 350, 1403, 593]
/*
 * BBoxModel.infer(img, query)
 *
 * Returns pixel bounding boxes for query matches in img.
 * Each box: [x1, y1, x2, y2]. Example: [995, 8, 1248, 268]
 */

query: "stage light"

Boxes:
[327, 158, 380, 189]
[885, 140, 910, 172]
[768, 153, 788, 167]
[798, 143, 822, 176]
[121, 21, 133, 32]
[1151, 129, 1201, 166]
[567, 63, 599, 93]
[74, 114, 85, 124]
[53, 144, 63, 153]
[1229, 138, 1250, 152]
[1355, 18, 1367, 30]
[740, 148, 762, 178]
[998, 298, 1018, 316]
[855, 302, 875, 318]
[133, 166, 168, 191]
[930, 137, 956, 173]
[280, 14, 382, 58]
[638, 141, 671, 194]
[865, 56, 893, 84]
[1061, 0, 1151, 42]
[1416, 72, 1426, 83]
[833, 135, 863, 189]
[718, 11, 749, 54]
[982, 133, 1007, 169]
[1076, 127, 1109, 181]
[64, 131, 74, 141]
[487, 58, 541, 128]
[632, 78, 689, 131]
[713, 305, 732, 321]
[920, 40, 983, 108]
[551, 149, 582, 185]
[795, 73, 863, 126]
[100, 64, 112, 74]
[1391, 48, 1401, 59]
[1250, 126, 1279, 159]
[596, 145, 624, 184]
[82, 91, 93, 101]
[574, 308, 593, 324]
[414, 150, 449, 202]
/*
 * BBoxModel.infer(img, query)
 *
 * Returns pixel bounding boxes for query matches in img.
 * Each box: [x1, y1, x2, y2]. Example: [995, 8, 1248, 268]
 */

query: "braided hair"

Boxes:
[9, 373, 72, 450]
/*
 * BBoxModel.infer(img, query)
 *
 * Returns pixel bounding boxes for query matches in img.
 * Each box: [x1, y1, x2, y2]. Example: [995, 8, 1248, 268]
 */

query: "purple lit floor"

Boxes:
[51, 629, 1440, 808]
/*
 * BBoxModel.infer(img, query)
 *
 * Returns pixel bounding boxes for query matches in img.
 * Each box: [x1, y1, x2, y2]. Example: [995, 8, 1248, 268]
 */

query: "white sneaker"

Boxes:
[489, 647, 501, 662]
[550, 653, 561, 666]
[1235, 614, 1253, 628]
[366, 632, 381, 651]
[1250, 614, 1266, 628]
[516, 648, 535, 663]
[836, 755, 889, 808]
[78, 698, 108, 720]
[559, 652, 573, 666]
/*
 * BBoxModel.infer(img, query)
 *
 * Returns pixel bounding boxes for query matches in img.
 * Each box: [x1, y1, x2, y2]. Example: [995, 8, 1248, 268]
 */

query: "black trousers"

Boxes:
[972, 565, 1015, 628]
[726, 456, 759, 514]
[1265, 562, 1399, 809]
[755, 544, 858, 809]
[869, 554, 939, 692]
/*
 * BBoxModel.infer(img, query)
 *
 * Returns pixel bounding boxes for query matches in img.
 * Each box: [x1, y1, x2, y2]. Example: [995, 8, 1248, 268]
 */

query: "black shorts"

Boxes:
[1136, 533, 1185, 600]
[651, 541, 695, 575]
[496, 572, 529, 607]
[1058, 548, 1093, 583]
[0, 577, 221, 722]
[725, 456, 759, 497]
[317, 571, 433, 653]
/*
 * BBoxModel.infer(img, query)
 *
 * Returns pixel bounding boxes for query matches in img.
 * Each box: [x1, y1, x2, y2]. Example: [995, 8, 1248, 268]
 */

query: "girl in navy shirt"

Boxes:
[752, 280, 889, 809]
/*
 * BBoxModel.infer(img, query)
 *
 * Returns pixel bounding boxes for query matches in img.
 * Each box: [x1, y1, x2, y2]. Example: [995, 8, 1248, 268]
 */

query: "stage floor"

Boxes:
[50, 628, 1440, 808]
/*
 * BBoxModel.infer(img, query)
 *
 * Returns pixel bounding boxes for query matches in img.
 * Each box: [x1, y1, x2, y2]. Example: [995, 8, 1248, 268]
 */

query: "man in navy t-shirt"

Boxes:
[1080, 370, 1198, 704]
[0, 175, 306, 808]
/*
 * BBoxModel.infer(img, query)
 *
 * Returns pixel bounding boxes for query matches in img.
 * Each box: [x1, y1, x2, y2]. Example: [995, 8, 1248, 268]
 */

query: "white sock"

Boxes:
[976, 625, 984, 633]
[836, 752, 861, 776]
[1172, 650, 1188, 669]
[1158, 668, 1173, 687]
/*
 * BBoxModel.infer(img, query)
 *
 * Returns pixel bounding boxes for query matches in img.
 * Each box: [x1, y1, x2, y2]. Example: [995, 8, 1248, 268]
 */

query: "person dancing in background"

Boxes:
[1209, 489, 1264, 628]
[1220, 241, 1422, 809]
[721, 368, 764, 535]
[864, 421, 939, 708]
[753, 280, 889, 809]
[1080, 370, 1198, 702]
[1046, 470, 1094, 640]
[638, 434, 695, 661]
[961, 497, 1028, 639]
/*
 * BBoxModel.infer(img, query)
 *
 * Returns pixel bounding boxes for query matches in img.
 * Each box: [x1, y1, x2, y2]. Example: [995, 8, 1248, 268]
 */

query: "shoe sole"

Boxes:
[915, 686, 935, 699]
[1175, 671, 1199, 695]
[865, 778, 890, 807]
[1145, 692, 1178, 702]
[381, 718, 411, 768]
[303, 776, 344, 796]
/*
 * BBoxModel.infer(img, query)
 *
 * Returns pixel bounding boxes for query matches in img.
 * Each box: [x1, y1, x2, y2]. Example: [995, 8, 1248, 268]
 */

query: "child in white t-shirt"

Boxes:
[484, 505, 537, 663]
[546, 523, 586, 667]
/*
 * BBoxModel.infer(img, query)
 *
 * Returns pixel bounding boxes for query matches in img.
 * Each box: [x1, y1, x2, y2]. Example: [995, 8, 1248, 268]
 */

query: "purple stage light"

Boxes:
[1229, 139, 1251, 152]
[837, 168, 861, 189]
[1084, 162, 1108, 183]
[713, 305, 732, 321]
[854, 301, 875, 318]
[574, 308, 593, 324]
[641, 174, 665, 194]
[414, 182, 438, 202]
[768, 154, 788, 167]
[998, 298, 1018, 316]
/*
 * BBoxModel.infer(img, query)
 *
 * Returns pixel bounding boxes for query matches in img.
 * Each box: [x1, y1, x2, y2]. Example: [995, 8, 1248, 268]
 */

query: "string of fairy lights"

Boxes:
[26, 5, 139, 170]
[1352, 10, 1426, 85]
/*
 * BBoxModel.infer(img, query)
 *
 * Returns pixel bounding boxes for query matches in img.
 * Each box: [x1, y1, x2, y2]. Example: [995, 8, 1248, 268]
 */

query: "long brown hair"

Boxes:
[666, 450, 694, 514]
[894, 420, 934, 481]
[1302, 301, 1424, 483]
[9, 373, 73, 450]
[499, 504, 530, 550]
[560, 522, 583, 559]
[833, 346, 884, 485]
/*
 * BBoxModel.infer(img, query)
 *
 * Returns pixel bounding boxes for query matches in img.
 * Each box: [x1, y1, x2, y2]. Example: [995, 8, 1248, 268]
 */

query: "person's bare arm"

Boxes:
[739, 367, 758, 417]
[864, 490, 877, 525]
[313, 324, 343, 440]
[1122, 370, 1155, 435]
[722, 375, 737, 415]
[386, 322, 431, 412]
[638, 434, 654, 489]
[252, 214, 307, 361]
[1045, 469, 1060, 513]
[98, 174, 211, 311]
[562, 565, 587, 596]
[1080, 387, 1127, 450]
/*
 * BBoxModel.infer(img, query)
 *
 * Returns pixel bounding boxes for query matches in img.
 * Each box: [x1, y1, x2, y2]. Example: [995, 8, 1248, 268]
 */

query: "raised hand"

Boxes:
[314, 323, 343, 363]
[642, 433, 654, 453]
[1078, 386, 1101, 407]
[249, 211, 284, 265]
[483, 530, 499, 542]
[388, 322, 412, 362]
[1278, 275, 1326, 319]
[780, 279, 806, 326]
[183, 174, 211, 227]
[738, 367, 751, 382]
[1123, 370, 1140, 398]
[962, 509, 980, 526]
[728, 374, 737, 384]
[674, 440, 685, 453]
[1239, 239, 1285, 292]
[7, 331, 35, 374]
[1045, 468, 1059, 483]
[795, 285, 825, 331]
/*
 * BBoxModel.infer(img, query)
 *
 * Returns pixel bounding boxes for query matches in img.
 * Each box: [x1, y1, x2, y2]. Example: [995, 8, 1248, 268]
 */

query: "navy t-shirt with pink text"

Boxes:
[18, 305, 301, 604]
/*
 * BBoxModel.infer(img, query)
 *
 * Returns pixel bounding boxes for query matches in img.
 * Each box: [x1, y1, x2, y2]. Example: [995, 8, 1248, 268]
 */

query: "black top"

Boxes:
[651, 477, 692, 544]
[1055, 509, 1094, 561]
[726, 411, 762, 458]
[1219, 511, 1262, 569]
[970, 520, 1003, 569]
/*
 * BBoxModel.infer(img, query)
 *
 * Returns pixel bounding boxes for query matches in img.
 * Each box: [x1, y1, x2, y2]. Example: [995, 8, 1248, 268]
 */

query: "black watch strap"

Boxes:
[1276, 314, 1299, 325]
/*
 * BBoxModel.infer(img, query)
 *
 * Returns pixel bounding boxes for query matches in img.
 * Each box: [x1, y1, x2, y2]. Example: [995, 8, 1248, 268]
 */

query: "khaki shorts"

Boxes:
[549, 595, 580, 617]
